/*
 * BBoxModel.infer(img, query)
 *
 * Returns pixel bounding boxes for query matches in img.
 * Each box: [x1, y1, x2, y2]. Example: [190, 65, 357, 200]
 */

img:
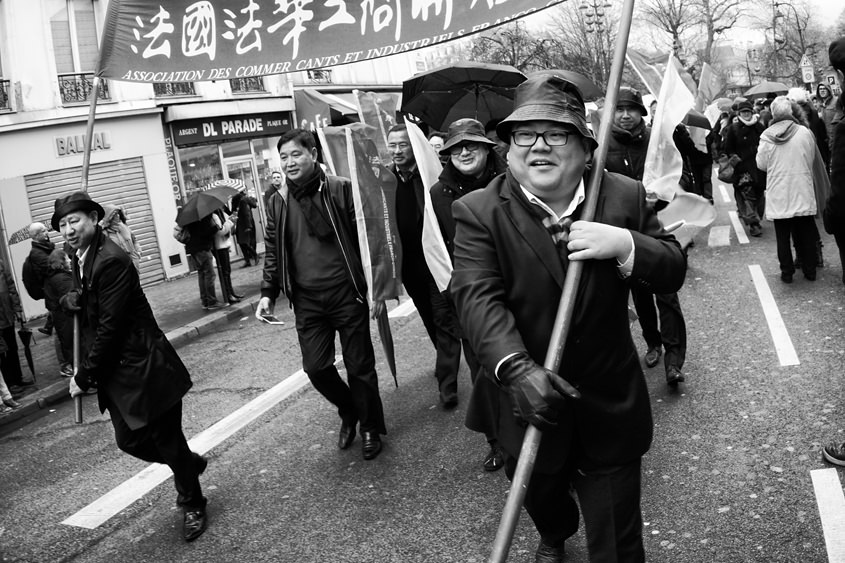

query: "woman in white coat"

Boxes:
[757, 96, 819, 283]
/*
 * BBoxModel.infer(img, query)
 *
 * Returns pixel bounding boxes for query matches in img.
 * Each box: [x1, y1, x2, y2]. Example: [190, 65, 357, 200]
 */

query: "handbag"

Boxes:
[717, 155, 735, 183]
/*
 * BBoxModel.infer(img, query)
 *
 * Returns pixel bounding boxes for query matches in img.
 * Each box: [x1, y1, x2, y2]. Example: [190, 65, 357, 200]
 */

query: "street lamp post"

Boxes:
[579, 0, 613, 85]
[772, 0, 808, 81]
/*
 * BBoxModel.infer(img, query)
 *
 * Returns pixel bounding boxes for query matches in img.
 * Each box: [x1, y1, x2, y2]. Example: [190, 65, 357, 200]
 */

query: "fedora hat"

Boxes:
[439, 118, 496, 155]
[51, 191, 105, 231]
[496, 71, 597, 149]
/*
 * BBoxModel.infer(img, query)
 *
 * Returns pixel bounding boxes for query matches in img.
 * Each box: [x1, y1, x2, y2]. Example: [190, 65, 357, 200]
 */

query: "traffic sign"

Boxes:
[802, 66, 815, 83]
[800, 54, 813, 69]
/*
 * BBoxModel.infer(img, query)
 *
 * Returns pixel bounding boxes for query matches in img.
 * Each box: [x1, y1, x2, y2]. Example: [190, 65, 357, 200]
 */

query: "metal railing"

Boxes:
[153, 82, 196, 97]
[230, 76, 265, 93]
[0, 79, 10, 110]
[58, 72, 110, 104]
[307, 69, 333, 84]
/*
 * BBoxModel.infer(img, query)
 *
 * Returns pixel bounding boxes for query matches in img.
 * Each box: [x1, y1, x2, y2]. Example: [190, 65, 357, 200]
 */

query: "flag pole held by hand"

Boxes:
[487, 1, 636, 561]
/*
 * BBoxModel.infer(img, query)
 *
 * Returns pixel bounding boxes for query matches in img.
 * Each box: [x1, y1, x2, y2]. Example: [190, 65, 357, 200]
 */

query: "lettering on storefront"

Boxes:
[55, 131, 112, 157]
[172, 112, 291, 146]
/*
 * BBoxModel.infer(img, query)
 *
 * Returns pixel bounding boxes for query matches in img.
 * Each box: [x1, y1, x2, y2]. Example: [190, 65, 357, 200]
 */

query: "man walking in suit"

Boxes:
[55, 192, 209, 542]
[451, 73, 687, 562]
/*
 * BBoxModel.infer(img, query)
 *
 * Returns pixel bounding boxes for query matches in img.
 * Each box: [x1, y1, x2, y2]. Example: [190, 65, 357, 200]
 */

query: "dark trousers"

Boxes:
[429, 282, 463, 401]
[774, 216, 817, 278]
[505, 455, 645, 562]
[213, 248, 235, 302]
[189, 250, 217, 307]
[693, 160, 713, 201]
[834, 228, 845, 284]
[404, 276, 436, 345]
[0, 326, 24, 386]
[734, 183, 766, 227]
[51, 308, 73, 366]
[110, 400, 206, 510]
[238, 241, 258, 265]
[632, 288, 687, 370]
[293, 282, 386, 435]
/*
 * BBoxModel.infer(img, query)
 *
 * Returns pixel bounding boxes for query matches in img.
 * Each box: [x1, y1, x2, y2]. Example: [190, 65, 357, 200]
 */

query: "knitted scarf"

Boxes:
[287, 167, 334, 241]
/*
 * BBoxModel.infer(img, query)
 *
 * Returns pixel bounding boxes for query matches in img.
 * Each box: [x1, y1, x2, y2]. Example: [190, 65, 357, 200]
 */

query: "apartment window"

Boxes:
[48, 0, 109, 103]
[307, 69, 333, 84]
[154, 82, 196, 97]
[230, 76, 265, 93]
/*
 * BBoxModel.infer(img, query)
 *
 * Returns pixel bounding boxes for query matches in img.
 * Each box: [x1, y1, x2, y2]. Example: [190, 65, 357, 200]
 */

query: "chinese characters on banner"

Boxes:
[98, 0, 565, 82]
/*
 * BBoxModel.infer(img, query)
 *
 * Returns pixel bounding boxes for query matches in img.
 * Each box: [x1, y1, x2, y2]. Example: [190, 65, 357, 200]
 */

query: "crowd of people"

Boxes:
[3, 34, 844, 561]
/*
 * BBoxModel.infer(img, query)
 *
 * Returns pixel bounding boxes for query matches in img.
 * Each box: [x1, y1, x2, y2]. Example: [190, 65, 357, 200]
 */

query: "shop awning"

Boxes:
[163, 97, 295, 123]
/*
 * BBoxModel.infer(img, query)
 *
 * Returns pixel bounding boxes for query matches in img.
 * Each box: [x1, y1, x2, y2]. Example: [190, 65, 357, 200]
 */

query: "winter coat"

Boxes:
[818, 85, 838, 152]
[233, 193, 258, 247]
[0, 259, 22, 329]
[184, 215, 219, 255]
[606, 121, 650, 181]
[825, 107, 845, 233]
[43, 265, 73, 312]
[211, 211, 235, 251]
[756, 119, 817, 220]
[24, 239, 55, 299]
[99, 205, 141, 273]
[73, 229, 192, 430]
[723, 118, 766, 189]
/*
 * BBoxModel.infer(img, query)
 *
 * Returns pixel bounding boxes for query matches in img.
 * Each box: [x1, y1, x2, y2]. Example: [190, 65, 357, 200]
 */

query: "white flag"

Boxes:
[643, 53, 695, 202]
[405, 119, 453, 292]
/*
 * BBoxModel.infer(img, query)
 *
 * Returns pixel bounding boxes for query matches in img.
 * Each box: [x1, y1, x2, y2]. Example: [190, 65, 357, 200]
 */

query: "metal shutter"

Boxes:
[24, 157, 165, 286]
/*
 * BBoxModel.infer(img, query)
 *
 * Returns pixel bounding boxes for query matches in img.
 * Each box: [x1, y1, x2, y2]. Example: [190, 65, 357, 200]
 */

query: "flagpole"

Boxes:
[487, 1, 635, 560]
[72, 75, 102, 424]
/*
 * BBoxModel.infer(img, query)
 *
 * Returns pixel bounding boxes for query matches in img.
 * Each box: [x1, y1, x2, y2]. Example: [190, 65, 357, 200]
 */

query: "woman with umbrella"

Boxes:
[430, 118, 507, 472]
[43, 248, 75, 377]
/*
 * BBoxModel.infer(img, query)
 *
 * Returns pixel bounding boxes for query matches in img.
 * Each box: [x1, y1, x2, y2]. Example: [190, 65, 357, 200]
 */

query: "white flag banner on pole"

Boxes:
[404, 119, 453, 292]
[643, 53, 695, 202]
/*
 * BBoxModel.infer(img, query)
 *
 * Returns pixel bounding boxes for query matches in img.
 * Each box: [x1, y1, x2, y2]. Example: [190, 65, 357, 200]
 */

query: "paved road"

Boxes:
[1, 177, 844, 562]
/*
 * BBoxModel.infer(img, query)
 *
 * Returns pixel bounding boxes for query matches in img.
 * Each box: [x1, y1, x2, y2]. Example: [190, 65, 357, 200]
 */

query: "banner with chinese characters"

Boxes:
[97, 0, 565, 82]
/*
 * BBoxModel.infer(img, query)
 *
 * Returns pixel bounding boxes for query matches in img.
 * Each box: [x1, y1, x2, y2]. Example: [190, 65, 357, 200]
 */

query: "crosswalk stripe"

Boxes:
[708, 225, 731, 247]
[728, 211, 750, 244]
[748, 265, 799, 366]
[60, 358, 342, 529]
[718, 184, 732, 203]
[811, 468, 845, 562]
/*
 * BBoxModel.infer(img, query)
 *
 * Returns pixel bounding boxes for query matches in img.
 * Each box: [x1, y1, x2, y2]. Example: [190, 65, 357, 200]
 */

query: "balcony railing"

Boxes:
[58, 72, 110, 104]
[0, 79, 10, 111]
[154, 82, 196, 97]
[230, 76, 265, 93]
[307, 69, 333, 84]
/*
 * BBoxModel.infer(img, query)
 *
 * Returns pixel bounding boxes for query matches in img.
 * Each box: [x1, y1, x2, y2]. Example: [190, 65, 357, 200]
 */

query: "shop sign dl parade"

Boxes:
[97, 0, 565, 82]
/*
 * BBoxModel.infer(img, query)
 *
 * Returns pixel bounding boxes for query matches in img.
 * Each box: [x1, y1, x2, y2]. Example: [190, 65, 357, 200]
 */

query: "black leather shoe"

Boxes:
[338, 419, 357, 450]
[535, 539, 564, 563]
[483, 444, 504, 472]
[231, 292, 245, 299]
[183, 509, 207, 542]
[193, 453, 208, 475]
[644, 347, 661, 368]
[666, 365, 685, 386]
[440, 392, 458, 410]
[361, 431, 382, 460]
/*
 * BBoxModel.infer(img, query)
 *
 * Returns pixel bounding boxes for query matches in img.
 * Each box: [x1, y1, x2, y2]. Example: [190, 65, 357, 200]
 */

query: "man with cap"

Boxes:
[723, 98, 767, 237]
[605, 87, 689, 387]
[450, 72, 686, 562]
[54, 192, 209, 542]
[387, 123, 464, 409]
[430, 117, 508, 470]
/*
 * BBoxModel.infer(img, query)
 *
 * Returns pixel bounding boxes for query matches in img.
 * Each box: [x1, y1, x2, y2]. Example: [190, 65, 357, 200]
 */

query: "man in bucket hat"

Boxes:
[54, 191, 210, 542]
[450, 72, 686, 562]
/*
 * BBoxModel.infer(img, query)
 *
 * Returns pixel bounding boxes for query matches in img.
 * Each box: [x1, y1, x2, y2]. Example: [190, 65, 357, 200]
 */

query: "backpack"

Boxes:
[21, 257, 45, 300]
[173, 223, 191, 244]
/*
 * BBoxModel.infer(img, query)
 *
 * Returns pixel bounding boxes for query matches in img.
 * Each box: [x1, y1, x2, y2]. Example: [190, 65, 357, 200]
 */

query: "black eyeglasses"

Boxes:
[449, 142, 482, 156]
[511, 130, 571, 147]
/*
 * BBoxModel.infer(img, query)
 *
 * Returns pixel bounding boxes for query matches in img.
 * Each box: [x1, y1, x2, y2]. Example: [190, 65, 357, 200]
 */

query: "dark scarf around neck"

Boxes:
[287, 168, 334, 241]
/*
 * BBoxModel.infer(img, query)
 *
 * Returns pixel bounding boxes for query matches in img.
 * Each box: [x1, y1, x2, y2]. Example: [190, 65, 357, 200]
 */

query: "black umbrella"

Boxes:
[176, 181, 241, 227]
[376, 308, 397, 387]
[401, 62, 526, 131]
[18, 321, 35, 380]
[744, 80, 789, 98]
[683, 109, 712, 130]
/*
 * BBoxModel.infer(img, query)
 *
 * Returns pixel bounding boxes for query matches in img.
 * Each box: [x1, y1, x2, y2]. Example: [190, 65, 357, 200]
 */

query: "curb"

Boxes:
[0, 299, 258, 431]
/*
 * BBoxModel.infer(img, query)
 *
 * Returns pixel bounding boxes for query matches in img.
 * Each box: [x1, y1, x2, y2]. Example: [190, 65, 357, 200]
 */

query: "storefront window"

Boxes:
[252, 137, 280, 205]
[179, 144, 222, 198]
[220, 140, 251, 160]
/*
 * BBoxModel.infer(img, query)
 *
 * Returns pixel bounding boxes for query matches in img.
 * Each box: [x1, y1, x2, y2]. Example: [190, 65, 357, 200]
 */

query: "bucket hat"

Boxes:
[51, 191, 105, 231]
[439, 118, 496, 155]
[616, 87, 648, 116]
[496, 71, 597, 149]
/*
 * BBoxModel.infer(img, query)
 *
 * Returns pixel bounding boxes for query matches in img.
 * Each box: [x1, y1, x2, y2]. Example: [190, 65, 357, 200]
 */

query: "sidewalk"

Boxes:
[0, 258, 266, 431]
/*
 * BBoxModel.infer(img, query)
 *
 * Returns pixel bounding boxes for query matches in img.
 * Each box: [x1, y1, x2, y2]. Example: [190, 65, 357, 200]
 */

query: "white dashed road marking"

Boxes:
[388, 299, 417, 318]
[718, 183, 732, 203]
[707, 225, 731, 247]
[728, 211, 750, 244]
[811, 468, 845, 562]
[748, 265, 799, 366]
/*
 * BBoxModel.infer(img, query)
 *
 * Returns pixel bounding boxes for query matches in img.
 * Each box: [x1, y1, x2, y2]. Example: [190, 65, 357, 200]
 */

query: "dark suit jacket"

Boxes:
[74, 230, 191, 430]
[452, 170, 686, 473]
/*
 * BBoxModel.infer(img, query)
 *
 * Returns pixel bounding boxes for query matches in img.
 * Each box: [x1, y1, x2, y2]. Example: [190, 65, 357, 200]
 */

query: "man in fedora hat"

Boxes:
[54, 191, 209, 542]
[450, 72, 686, 562]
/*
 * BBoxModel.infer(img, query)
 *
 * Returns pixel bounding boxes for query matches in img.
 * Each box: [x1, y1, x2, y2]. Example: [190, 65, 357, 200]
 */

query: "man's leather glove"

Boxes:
[59, 289, 82, 313]
[498, 352, 581, 431]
